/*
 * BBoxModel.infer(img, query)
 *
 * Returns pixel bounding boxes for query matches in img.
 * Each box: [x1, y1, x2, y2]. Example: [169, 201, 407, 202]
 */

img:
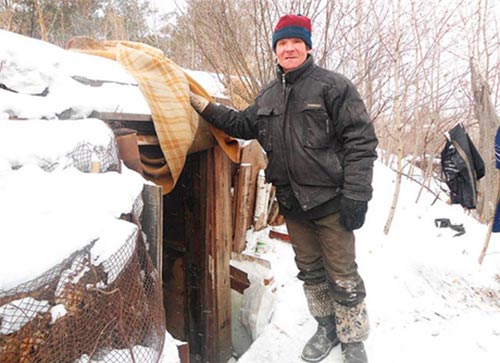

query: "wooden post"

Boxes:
[479, 178, 500, 264]
[141, 184, 163, 275]
[478, 220, 494, 265]
[253, 169, 272, 231]
[240, 141, 268, 230]
[204, 146, 233, 363]
[177, 342, 190, 363]
[233, 164, 252, 253]
[230, 265, 250, 294]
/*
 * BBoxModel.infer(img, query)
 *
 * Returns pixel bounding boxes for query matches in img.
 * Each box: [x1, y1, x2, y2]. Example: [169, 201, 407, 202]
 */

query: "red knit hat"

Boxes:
[272, 14, 312, 50]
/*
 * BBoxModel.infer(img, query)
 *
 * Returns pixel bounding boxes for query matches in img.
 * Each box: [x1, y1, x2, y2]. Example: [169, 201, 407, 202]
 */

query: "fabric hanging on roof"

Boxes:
[67, 37, 240, 193]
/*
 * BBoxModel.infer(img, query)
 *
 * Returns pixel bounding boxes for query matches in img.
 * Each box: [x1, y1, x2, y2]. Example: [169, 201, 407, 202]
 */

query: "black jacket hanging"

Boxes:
[440, 124, 485, 209]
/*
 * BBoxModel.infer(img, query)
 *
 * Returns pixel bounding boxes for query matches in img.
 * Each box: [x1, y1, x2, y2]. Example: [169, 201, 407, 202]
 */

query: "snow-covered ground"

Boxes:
[234, 161, 500, 363]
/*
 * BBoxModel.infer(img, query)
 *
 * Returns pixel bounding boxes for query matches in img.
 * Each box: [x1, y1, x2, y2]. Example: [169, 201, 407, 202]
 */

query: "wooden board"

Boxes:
[230, 265, 250, 294]
[141, 184, 163, 275]
[233, 164, 252, 253]
[240, 140, 268, 229]
[204, 146, 233, 363]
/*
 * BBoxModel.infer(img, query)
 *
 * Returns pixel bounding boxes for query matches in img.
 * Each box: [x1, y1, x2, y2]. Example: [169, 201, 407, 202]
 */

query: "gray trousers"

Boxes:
[285, 211, 366, 306]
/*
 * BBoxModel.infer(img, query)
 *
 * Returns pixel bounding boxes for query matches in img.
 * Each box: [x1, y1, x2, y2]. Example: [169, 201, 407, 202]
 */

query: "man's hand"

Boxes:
[339, 197, 368, 231]
[190, 91, 209, 114]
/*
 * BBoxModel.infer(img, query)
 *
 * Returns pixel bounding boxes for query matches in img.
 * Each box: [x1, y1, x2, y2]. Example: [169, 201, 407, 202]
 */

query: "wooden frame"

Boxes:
[96, 112, 235, 363]
[141, 184, 163, 275]
[162, 148, 233, 363]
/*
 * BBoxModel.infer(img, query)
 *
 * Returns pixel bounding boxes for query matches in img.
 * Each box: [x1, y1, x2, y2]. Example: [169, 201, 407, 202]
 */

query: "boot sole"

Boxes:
[301, 339, 340, 363]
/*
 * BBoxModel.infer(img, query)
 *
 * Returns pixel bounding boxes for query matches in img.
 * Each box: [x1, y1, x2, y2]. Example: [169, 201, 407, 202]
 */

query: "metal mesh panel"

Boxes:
[69, 139, 121, 173]
[31, 132, 121, 174]
[0, 217, 165, 363]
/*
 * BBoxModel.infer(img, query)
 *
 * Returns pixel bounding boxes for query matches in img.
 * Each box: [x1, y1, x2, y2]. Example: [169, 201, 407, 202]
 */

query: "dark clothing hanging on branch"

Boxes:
[440, 124, 485, 209]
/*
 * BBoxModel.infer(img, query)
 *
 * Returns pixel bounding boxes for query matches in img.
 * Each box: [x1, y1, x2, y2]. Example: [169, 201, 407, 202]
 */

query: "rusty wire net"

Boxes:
[38, 135, 121, 173]
[0, 215, 166, 363]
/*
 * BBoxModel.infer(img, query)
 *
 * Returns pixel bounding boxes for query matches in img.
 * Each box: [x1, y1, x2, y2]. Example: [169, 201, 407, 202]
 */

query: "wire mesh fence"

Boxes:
[1, 119, 166, 363]
[0, 215, 165, 363]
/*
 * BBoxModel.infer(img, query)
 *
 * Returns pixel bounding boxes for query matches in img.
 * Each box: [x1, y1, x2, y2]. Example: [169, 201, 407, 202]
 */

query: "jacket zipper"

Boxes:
[282, 73, 286, 100]
[279, 73, 307, 207]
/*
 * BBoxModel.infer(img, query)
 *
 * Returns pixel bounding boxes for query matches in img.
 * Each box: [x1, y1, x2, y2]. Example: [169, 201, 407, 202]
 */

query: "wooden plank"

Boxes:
[108, 121, 156, 133]
[163, 252, 187, 340]
[267, 191, 281, 226]
[253, 170, 272, 231]
[137, 134, 159, 146]
[240, 141, 268, 229]
[230, 265, 250, 294]
[163, 154, 205, 359]
[188, 153, 206, 360]
[89, 111, 153, 122]
[269, 229, 291, 243]
[141, 184, 163, 275]
[204, 146, 233, 363]
[213, 146, 233, 363]
[233, 164, 252, 253]
[177, 342, 190, 363]
[203, 149, 216, 362]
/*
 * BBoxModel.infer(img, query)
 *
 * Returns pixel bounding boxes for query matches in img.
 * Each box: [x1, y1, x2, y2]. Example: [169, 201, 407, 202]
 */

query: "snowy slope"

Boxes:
[235, 161, 500, 363]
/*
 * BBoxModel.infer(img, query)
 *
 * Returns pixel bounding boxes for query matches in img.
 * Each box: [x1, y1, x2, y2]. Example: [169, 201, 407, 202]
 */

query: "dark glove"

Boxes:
[339, 197, 368, 231]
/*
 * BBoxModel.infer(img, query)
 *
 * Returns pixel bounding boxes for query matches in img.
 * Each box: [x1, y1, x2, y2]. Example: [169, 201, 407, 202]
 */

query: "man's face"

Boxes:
[275, 38, 309, 72]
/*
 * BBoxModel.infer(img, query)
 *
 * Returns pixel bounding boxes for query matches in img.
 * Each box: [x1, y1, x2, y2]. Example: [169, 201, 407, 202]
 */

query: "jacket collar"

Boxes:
[276, 55, 315, 84]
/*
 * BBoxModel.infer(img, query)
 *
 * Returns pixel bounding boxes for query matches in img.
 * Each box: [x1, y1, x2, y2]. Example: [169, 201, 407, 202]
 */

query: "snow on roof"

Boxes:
[0, 30, 227, 120]
[183, 68, 227, 99]
[0, 118, 146, 292]
[0, 30, 227, 295]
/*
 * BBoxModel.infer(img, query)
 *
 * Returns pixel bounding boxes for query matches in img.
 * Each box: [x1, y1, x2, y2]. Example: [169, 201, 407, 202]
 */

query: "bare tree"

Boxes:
[464, 0, 500, 222]
[383, 0, 403, 235]
[3, 0, 500, 238]
[0, 0, 14, 31]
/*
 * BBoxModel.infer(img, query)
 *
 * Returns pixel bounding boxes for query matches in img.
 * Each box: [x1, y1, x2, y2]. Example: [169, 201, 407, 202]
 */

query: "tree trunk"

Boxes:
[33, 0, 48, 41]
[384, 0, 403, 235]
[470, 58, 500, 222]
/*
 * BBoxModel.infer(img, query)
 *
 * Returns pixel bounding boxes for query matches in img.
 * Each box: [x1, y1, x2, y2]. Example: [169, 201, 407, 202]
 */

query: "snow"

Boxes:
[1, 29, 499, 363]
[0, 297, 50, 334]
[0, 159, 145, 291]
[236, 162, 500, 363]
[184, 69, 228, 99]
[50, 304, 68, 324]
[0, 29, 225, 120]
[0, 118, 117, 169]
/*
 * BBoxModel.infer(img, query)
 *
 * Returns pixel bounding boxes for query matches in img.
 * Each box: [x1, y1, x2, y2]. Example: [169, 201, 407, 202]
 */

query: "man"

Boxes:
[190, 14, 378, 363]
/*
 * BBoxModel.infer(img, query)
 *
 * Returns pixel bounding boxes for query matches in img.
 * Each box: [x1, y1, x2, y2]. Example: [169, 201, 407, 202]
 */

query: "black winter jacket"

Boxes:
[202, 56, 378, 212]
[441, 124, 485, 209]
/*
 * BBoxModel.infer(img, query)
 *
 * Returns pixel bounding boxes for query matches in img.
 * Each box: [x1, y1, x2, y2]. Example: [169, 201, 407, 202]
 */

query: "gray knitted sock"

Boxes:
[303, 282, 336, 318]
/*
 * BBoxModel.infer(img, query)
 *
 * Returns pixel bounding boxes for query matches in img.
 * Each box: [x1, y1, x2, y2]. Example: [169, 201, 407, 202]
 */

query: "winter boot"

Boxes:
[301, 315, 340, 362]
[301, 282, 340, 362]
[341, 342, 368, 363]
[333, 300, 370, 363]
[333, 300, 370, 343]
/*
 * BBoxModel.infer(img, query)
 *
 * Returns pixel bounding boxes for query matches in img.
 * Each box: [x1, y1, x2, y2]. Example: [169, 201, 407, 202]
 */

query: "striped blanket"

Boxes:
[67, 37, 240, 193]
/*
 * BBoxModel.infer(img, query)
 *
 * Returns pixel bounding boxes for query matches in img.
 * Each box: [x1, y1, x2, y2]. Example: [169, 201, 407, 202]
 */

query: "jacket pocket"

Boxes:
[256, 106, 279, 152]
[300, 104, 332, 149]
